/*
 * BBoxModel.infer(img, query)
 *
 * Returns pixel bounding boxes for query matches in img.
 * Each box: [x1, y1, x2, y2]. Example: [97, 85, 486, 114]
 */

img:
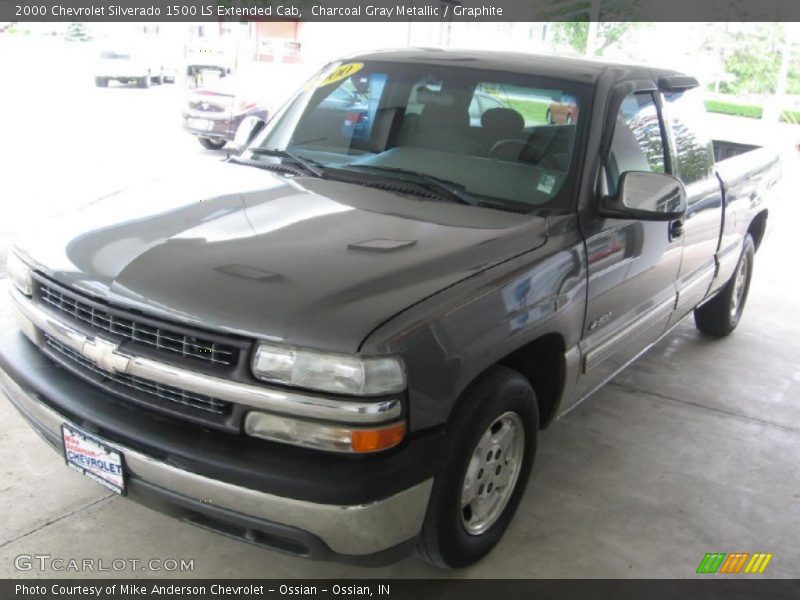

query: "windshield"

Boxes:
[244, 60, 589, 211]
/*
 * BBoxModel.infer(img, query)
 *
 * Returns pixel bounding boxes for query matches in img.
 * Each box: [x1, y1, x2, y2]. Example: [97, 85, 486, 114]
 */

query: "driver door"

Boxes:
[574, 90, 682, 400]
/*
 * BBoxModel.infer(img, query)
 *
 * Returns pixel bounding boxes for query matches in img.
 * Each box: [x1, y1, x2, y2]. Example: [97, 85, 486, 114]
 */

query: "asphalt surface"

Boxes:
[1, 38, 799, 578]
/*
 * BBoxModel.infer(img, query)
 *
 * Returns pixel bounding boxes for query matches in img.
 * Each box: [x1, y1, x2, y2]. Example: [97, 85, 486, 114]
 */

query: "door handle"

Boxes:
[669, 219, 684, 241]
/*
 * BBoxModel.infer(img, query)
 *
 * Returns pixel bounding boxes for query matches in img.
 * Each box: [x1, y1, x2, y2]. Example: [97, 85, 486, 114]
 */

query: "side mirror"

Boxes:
[599, 171, 687, 221]
[228, 116, 266, 155]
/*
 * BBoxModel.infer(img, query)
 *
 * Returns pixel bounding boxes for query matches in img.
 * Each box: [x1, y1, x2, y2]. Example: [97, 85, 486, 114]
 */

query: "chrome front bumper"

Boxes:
[0, 369, 432, 557]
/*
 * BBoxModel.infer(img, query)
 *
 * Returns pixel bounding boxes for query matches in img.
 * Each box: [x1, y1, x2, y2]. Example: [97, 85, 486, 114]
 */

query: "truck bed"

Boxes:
[712, 139, 761, 163]
[714, 140, 780, 200]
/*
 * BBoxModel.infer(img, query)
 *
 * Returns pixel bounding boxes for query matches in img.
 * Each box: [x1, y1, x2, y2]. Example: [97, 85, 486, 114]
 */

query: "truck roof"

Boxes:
[348, 47, 685, 86]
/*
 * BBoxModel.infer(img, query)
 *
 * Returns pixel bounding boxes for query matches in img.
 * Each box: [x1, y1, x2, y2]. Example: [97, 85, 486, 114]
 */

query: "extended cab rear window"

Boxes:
[662, 89, 715, 185]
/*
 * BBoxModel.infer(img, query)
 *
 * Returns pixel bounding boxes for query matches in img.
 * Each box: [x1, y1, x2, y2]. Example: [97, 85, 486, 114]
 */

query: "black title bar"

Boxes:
[4, 579, 800, 600]
[5, 0, 800, 22]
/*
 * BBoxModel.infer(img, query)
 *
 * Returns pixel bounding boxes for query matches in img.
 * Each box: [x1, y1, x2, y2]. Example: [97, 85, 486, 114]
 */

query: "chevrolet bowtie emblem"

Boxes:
[81, 337, 131, 374]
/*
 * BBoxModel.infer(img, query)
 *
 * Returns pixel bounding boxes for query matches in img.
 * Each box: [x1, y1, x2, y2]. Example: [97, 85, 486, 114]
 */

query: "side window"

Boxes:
[663, 89, 714, 185]
[607, 92, 666, 196]
[473, 83, 579, 128]
[468, 92, 507, 124]
[405, 78, 443, 116]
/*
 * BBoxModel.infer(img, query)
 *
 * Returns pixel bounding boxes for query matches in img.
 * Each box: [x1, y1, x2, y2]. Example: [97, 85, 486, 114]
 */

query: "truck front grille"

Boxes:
[37, 282, 238, 367]
[45, 335, 232, 416]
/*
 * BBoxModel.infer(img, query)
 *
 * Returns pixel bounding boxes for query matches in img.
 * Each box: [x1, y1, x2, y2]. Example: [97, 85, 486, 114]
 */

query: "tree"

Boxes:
[550, 21, 639, 56]
[64, 22, 91, 42]
[536, 0, 645, 56]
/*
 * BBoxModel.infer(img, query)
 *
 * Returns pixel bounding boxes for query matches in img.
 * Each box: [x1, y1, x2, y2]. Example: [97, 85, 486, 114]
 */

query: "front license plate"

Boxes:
[62, 425, 125, 495]
[188, 118, 213, 131]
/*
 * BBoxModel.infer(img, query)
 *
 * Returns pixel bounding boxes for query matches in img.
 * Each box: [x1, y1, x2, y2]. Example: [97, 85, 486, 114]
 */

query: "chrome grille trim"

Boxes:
[11, 289, 402, 424]
[45, 335, 231, 415]
[38, 283, 236, 366]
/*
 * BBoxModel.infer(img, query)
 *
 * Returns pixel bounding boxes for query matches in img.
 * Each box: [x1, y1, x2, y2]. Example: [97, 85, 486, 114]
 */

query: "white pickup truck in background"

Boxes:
[95, 46, 176, 88]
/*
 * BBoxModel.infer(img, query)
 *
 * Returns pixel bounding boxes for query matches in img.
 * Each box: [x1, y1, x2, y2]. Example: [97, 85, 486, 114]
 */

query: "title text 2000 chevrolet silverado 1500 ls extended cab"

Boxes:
[0, 50, 779, 568]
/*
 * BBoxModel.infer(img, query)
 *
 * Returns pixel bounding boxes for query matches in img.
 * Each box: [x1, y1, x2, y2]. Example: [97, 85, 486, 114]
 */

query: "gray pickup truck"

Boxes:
[0, 50, 779, 568]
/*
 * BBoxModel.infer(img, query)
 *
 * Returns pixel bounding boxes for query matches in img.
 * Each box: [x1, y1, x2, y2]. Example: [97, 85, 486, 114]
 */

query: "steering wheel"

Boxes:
[488, 139, 561, 169]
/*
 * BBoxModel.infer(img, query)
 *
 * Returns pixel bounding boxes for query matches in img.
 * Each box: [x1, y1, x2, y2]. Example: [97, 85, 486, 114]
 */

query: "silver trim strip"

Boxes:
[561, 310, 689, 420]
[677, 264, 716, 299]
[0, 370, 431, 556]
[583, 296, 674, 373]
[674, 264, 716, 316]
[10, 290, 401, 424]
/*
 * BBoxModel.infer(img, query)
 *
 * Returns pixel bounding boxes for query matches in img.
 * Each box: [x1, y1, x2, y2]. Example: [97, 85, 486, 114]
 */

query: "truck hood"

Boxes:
[19, 162, 547, 352]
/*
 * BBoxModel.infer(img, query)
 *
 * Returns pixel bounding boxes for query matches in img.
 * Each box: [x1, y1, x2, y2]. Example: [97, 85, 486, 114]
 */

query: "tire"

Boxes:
[139, 75, 150, 89]
[94, 77, 108, 87]
[416, 365, 538, 568]
[546, 109, 554, 124]
[694, 234, 755, 337]
[156, 72, 165, 85]
[566, 114, 574, 124]
[198, 137, 226, 150]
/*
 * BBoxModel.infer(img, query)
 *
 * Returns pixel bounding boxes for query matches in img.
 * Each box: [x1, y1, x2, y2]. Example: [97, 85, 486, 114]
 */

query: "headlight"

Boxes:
[7, 250, 33, 296]
[245, 412, 406, 453]
[251, 342, 406, 396]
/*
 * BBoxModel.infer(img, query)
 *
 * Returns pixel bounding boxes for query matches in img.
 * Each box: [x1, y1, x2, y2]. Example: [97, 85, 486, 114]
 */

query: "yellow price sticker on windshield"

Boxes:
[317, 62, 364, 87]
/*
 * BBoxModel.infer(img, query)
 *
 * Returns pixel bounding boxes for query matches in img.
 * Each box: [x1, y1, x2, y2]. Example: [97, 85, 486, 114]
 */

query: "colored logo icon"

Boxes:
[696, 552, 773, 574]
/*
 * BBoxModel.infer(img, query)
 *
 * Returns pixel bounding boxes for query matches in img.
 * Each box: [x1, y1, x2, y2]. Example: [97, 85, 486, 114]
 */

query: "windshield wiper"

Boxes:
[248, 148, 326, 178]
[344, 165, 482, 207]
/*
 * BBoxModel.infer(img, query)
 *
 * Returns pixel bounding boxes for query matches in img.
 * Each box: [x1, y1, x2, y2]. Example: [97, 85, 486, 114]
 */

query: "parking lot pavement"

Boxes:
[1, 43, 798, 578]
[0, 37, 224, 245]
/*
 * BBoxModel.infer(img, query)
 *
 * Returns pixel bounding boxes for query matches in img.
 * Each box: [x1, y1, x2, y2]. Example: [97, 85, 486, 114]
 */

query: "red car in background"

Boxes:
[182, 69, 272, 150]
[546, 94, 579, 124]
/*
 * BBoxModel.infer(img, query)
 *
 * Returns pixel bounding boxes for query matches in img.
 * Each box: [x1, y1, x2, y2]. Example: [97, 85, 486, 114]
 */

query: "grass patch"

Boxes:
[705, 99, 800, 124]
[501, 99, 551, 125]
[704, 100, 763, 119]
[779, 109, 800, 124]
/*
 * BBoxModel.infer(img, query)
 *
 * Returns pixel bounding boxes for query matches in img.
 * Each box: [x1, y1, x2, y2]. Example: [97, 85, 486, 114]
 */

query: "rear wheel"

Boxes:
[94, 77, 108, 87]
[416, 365, 538, 568]
[694, 234, 755, 336]
[198, 137, 226, 150]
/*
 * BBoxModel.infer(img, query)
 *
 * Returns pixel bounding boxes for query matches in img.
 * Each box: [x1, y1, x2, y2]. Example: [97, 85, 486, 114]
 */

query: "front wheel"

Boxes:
[416, 365, 538, 568]
[198, 137, 226, 150]
[694, 234, 755, 336]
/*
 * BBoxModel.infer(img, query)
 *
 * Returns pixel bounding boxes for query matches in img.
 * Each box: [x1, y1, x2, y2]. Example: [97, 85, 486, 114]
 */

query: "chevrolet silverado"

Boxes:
[0, 49, 779, 567]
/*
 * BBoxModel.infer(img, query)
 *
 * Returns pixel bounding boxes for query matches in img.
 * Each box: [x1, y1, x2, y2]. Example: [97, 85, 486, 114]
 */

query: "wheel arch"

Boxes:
[748, 209, 768, 252]
[497, 332, 565, 429]
[451, 332, 567, 431]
